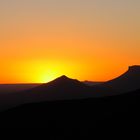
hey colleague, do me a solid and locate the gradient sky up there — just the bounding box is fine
[0,0,140,83]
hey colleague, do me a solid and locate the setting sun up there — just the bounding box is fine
[39,71,61,83]
[0,0,139,83]
[0,0,140,129]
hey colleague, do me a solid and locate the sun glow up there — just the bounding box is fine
[0,0,139,83]
[39,71,61,83]
[18,60,75,83]
[21,61,64,83]
[0,58,131,84]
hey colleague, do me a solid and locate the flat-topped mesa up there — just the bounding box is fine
[128,65,140,72]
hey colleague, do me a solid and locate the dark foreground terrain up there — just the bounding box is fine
[0,66,140,130]
[0,89,140,129]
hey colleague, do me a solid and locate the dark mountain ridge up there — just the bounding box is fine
[0,75,113,111]
[22,75,114,101]
[0,66,140,128]
[101,65,140,93]
[0,65,140,112]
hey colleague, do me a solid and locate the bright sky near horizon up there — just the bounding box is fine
[0,0,140,83]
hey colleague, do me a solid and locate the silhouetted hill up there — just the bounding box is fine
[20,75,109,102]
[21,75,114,101]
[101,65,140,93]
[0,75,114,111]
[36,75,87,91]
[1,65,140,112]
[1,88,140,128]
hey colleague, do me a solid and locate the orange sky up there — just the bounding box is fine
[0,0,140,83]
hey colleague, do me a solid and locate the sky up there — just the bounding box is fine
[0,0,140,83]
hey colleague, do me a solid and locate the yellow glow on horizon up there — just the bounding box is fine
[0,0,139,83]
[37,69,62,83]
[0,57,131,84]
